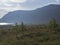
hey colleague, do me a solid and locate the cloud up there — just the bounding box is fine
[0,0,29,18]
[0,0,59,19]
[10,0,27,3]
[21,0,56,9]
[55,0,60,4]
[0,9,8,18]
[0,0,28,11]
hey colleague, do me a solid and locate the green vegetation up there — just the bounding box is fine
[0,18,60,45]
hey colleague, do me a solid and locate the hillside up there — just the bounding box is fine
[0,4,60,24]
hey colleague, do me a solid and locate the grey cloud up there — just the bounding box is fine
[20,0,56,9]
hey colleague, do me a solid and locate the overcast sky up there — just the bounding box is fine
[0,0,60,18]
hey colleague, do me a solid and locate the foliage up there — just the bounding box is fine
[0,18,60,45]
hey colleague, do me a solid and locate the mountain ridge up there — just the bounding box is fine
[0,4,60,24]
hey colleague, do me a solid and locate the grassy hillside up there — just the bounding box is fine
[0,18,60,45]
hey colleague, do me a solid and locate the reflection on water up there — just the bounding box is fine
[0,23,13,25]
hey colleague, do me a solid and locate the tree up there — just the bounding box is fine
[21,22,24,31]
[48,18,57,31]
[12,22,18,31]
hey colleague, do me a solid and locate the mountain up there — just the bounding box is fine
[0,4,60,24]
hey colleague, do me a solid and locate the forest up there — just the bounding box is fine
[0,18,60,45]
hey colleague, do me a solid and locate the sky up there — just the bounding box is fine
[0,0,60,19]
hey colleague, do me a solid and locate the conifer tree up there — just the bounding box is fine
[21,22,24,31]
[48,18,57,30]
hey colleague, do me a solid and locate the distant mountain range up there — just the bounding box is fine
[0,4,60,24]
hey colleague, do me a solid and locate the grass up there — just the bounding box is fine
[0,18,60,45]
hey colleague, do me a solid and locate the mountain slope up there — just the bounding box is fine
[0,4,60,24]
